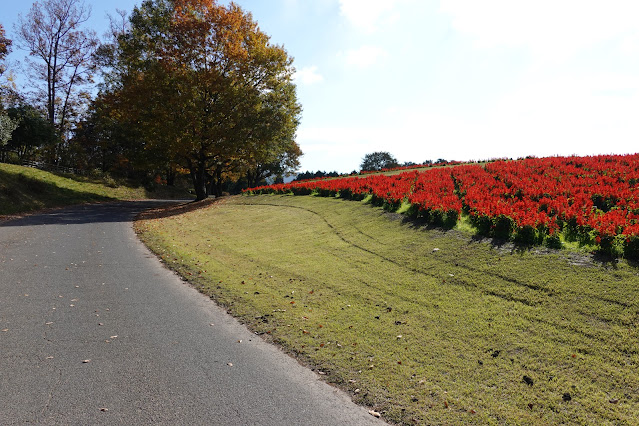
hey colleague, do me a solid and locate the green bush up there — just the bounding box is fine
[623,236,639,259]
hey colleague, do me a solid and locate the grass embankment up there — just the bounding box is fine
[135,194,639,425]
[0,163,190,216]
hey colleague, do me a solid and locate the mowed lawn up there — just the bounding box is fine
[135,194,639,425]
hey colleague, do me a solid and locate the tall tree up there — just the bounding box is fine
[100,0,301,200]
[14,0,98,145]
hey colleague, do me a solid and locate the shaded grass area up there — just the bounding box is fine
[0,163,191,216]
[134,194,639,425]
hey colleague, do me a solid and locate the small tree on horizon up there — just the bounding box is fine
[360,151,399,172]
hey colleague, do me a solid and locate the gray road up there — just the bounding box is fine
[0,201,383,425]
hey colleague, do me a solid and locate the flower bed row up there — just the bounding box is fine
[245,154,639,257]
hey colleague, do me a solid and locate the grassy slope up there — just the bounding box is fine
[0,163,190,216]
[135,194,639,425]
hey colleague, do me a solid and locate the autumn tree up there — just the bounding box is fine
[15,0,98,149]
[71,95,159,177]
[0,23,11,79]
[360,151,399,171]
[99,0,302,200]
[0,22,14,105]
[0,23,19,159]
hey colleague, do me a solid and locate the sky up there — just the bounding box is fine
[2,0,639,173]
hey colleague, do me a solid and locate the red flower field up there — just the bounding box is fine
[246,154,639,257]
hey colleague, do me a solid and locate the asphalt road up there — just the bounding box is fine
[0,201,383,425]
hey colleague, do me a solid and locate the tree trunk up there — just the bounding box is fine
[166,167,176,186]
[188,159,208,201]
[210,165,224,197]
[246,170,257,189]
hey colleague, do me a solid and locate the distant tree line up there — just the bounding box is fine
[293,170,341,181]
[0,0,302,199]
[359,152,442,172]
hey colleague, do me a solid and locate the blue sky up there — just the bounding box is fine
[3,0,639,173]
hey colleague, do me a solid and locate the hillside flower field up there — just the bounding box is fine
[247,154,639,257]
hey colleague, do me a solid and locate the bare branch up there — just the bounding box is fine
[13,0,97,145]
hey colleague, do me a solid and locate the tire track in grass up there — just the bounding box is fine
[238,199,636,350]
[240,202,549,306]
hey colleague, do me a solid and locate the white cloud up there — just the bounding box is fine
[342,45,388,68]
[294,65,324,85]
[439,0,639,61]
[338,0,402,32]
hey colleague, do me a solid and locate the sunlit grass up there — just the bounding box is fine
[0,163,190,215]
[135,194,639,425]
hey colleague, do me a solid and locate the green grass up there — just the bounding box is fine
[135,194,639,425]
[0,163,191,216]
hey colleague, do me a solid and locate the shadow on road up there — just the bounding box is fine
[0,200,190,227]
[135,197,225,221]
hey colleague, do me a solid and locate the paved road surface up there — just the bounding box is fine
[0,201,383,425]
